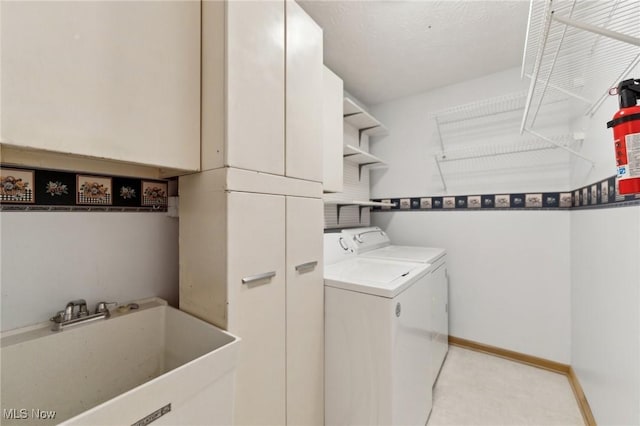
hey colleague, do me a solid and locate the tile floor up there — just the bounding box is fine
[427,346,584,426]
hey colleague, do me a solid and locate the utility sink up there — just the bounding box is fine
[0,297,240,426]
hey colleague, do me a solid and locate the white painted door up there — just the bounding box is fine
[286,196,324,425]
[1,1,200,171]
[227,191,286,426]
[285,0,324,182]
[322,66,344,192]
[226,0,285,175]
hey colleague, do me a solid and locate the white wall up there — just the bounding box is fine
[374,210,571,363]
[368,66,573,363]
[571,208,640,425]
[569,61,640,426]
[0,212,179,331]
[367,59,640,423]
[369,66,572,198]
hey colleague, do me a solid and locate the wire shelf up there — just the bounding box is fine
[432,90,569,151]
[436,134,577,163]
[432,92,529,125]
[521,0,640,131]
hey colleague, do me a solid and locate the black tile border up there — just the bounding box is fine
[0,164,169,212]
[372,175,640,212]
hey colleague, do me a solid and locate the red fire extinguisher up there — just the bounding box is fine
[607,78,640,195]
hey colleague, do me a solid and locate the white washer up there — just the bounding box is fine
[341,227,449,386]
[324,233,433,426]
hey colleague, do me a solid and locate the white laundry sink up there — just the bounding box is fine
[0,297,240,426]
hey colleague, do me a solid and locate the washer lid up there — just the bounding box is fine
[324,257,429,298]
[360,245,446,264]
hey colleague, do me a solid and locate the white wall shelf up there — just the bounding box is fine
[324,96,389,228]
[343,144,387,180]
[324,200,396,224]
[521,0,640,132]
[343,98,388,145]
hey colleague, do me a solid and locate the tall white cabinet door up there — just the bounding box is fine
[322,66,344,192]
[226,0,285,175]
[285,0,324,182]
[1,1,200,171]
[286,196,324,425]
[227,191,286,426]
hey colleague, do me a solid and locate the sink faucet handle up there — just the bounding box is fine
[63,299,87,321]
[95,301,117,315]
[78,301,90,317]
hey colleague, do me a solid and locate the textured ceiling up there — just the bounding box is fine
[299,0,530,105]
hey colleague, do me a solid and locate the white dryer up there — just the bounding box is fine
[324,233,433,426]
[341,227,449,386]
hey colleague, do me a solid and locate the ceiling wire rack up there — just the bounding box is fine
[521,0,640,136]
[434,133,582,192]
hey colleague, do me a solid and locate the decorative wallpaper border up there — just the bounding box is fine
[372,175,640,212]
[0,165,169,212]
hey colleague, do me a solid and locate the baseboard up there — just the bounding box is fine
[568,366,597,426]
[448,335,596,426]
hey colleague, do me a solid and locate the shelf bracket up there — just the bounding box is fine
[552,13,640,47]
[336,203,358,224]
[358,162,378,180]
[358,126,381,146]
[358,206,371,223]
[336,204,345,224]
[525,128,595,166]
[434,154,447,193]
[434,117,445,153]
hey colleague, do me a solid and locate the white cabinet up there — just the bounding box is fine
[179,169,323,426]
[0,1,200,172]
[286,196,324,425]
[202,0,324,183]
[225,0,286,175]
[228,192,287,426]
[286,0,324,182]
[322,67,344,192]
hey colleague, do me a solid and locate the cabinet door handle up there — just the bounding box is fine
[295,261,318,272]
[242,271,276,284]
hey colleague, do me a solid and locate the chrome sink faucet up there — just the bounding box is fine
[62,299,90,321]
[51,299,116,331]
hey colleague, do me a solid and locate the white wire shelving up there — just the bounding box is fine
[429,0,639,192]
[521,0,640,132]
[433,134,582,192]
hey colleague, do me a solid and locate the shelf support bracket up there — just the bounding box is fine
[552,13,640,47]
[434,117,445,152]
[524,128,595,166]
[336,204,345,224]
[434,155,447,193]
[359,126,381,146]
[358,206,370,223]
[358,162,378,180]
